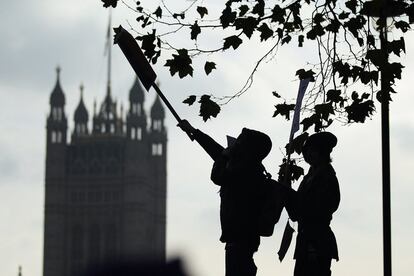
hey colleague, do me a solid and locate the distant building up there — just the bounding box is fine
[43,67,167,276]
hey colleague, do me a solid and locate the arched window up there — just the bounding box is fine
[132,103,141,116]
[153,120,163,131]
[152,143,163,156]
[110,124,115,133]
[137,127,142,140]
[101,124,106,133]
[131,127,136,139]
[51,131,56,143]
[57,108,62,121]
[56,131,62,143]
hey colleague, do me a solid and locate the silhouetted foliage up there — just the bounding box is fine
[103,0,413,182]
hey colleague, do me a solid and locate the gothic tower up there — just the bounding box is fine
[43,69,167,276]
[44,67,68,276]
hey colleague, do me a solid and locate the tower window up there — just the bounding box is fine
[51,131,62,143]
[132,103,141,116]
[56,131,62,143]
[130,127,142,140]
[101,124,106,133]
[51,131,55,143]
[110,124,115,133]
[52,107,63,121]
[137,127,142,140]
[153,120,162,131]
[152,143,163,156]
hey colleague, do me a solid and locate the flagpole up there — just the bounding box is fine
[278,78,310,262]
[107,9,112,93]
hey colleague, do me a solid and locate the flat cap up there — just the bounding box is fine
[238,128,272,160]
[303,132,337,152]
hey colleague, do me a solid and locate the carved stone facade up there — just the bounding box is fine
[43,69,167,276]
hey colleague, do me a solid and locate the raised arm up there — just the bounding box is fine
[178,120,224,161]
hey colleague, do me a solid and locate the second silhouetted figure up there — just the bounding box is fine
[178,120,272,276]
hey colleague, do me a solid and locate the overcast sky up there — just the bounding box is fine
[1,1,414,276]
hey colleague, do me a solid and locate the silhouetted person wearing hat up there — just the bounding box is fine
[285,132,340,276]
[178,120,272,276]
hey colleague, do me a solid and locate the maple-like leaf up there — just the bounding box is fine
[285,132,309,155]
[272,103,295,120]
[234,17,258,38]
[239,5,249,17]
[223,35,243,50]
[153,6,162,18]
[199,95,221,121]
[252,0,265,17]
[204,61,216,75]
[101,0,118,8]
[190,21,201,40]
[271,5,286,24]
[314,103,334,121]
[220,6,237,28]
[258,23,274,41]
[183,95,197,106]
[197,6,208,18]
[345,92,375,123]
[164,49,194,78]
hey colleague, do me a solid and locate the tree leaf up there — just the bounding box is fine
[190,21,201,40]
[295,69,315,81]
[315,103,334,121]
[234,17,258,38]
[345,0,358,13]
[173,13,185,19]
[326,89,345,105]
[345,94,375,123]
[223,35,243,50]
[220,6,237,28]
[183,95,197,106]
[285,132,309,155]
[153,6,162,18]
[101,0,118,8]
[388,37,405,57]
[301,114,319,132]
[395,20,410,33]
[298,35,304,47]
[252,0,265,17]
[137,30,158,62]
[258,23,274,41]
[271,5,286,24]
[199,95,221,121]
[197,6,208,18]
[278,159,304,183]
[164,49,194,78]
[204,61,216,75]
[272,91,281,98]
[239,5,249,17]
[272,103,295,120]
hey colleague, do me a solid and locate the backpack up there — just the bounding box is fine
[258,174,286,237]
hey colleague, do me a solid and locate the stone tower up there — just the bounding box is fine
[43,69,167,276]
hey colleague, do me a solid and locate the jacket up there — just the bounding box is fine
[285,163,340,260]
[192,129,265,246]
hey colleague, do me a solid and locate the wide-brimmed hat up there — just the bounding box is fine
[237,128,272,160]
[303,132,337,153]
